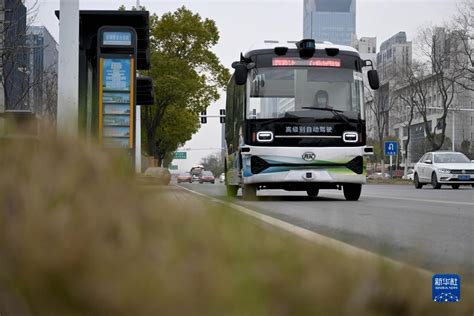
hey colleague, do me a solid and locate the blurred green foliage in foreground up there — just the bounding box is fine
[0,137,472,315]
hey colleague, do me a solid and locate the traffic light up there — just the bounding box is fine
[220,109,226,124]
[200,111,207,124]
[136,77,154,105]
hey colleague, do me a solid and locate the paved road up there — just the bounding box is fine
[178,182,474,279]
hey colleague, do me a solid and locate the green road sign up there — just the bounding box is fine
[169,165,178,170]
[174,152,187,160]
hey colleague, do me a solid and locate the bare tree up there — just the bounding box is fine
[365,77,401,172]
[450,0,473,90]
[415,24,469,151]
[200,152,224,177]
[393,62,427,175]
[42,65,58,123]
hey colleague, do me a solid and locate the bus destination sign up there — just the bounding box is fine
[103,31,132,46]
[272,58,341,68]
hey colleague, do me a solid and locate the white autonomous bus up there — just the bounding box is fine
[225,39,379,201]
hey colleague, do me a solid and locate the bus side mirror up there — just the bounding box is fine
[368,70,380,90]
[232,62,248,86]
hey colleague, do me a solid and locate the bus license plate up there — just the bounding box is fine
[458,175,470,181]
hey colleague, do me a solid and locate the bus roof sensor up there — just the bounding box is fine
[274,47,288,56]
[325,48,340,56]
[296,39,315,59]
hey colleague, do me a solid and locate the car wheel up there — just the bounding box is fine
[414,173,423,189]
[343,184,362,201]
[242,184,257,201]
[226,185,239,197]
[431,172,441,189]
[452,184,460,189]
[306,188,319,198]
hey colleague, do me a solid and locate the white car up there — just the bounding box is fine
[413,151,474,189]
[219,173,225,183]
[402,169,414,180]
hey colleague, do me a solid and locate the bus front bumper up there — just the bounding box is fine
[241,146,369,185]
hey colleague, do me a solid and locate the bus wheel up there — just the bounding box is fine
[242,184,257,201]
[226,185,239,197]
[306,188,319,198]
[343,184,362,201]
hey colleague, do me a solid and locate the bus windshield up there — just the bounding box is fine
[247,67,364,119]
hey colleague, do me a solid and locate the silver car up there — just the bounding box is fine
[402,169,414,180]
[413,151,474,189]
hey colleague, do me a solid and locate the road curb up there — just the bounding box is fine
[175,184,434,278]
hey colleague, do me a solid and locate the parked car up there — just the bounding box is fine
[367,172,391,179]
[219,173,225,183]
[413,151,474,189]
[177,172,192,183]
[402,169,414,180]
[199,171,215,184]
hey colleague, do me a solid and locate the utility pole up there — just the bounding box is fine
[57,0,79,137]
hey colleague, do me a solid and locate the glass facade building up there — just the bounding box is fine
[303,0,356,46]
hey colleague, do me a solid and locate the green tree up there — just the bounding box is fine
[143,7,230,164]
[144,105,199,167]
[118,4,146,11]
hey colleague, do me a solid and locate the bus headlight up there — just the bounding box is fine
[343,132,358,143]
[257,131,274,142]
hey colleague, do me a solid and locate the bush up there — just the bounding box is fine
[0,136,472,315]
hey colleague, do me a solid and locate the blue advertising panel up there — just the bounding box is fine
[102,59,131,91]
[100,58,134,149]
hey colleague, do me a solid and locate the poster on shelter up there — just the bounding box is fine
[103,115,130,126]
[103,127,130,138]
[103,92,130,104]
[103,104,130,115]
[103,138,130,149]
[102,59,131,91]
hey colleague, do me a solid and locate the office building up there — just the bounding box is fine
[376,32,412,83]
[1,0,28,111]
[27,26,58,120]
[303,0,356,46]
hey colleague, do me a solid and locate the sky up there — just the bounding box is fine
[29,0,460,171]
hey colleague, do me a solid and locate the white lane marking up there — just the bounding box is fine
[320,191,474,206]
[176,184,433,277]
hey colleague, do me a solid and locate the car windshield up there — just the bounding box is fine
[247,67,364,119]
[434,153,470,163]
[202,171,213,176]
